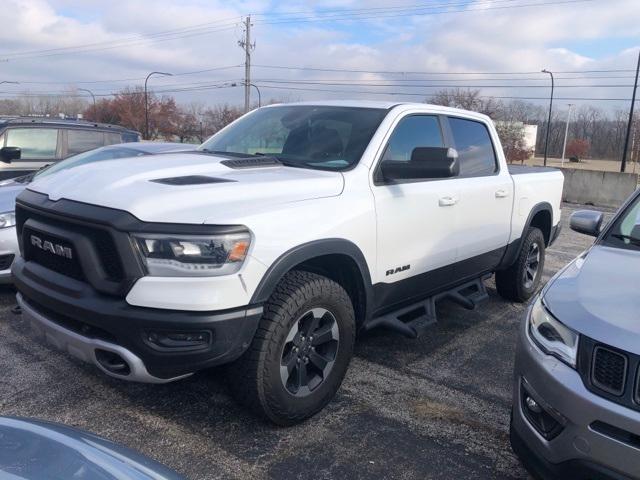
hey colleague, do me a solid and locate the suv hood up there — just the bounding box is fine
[543,245,640,355]
[26,152,344,223]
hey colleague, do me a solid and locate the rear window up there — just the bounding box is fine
[67,130,104,156]
[448,117,497,177]
[121,131,140,143]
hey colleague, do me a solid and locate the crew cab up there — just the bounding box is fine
[12,101,563,425]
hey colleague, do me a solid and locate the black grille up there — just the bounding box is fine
[0,253,14,270]
[23,226,85,281]
[16,205,124,282]
[578,337,640,412]
[592,346,627,396]
[86,228,123,281]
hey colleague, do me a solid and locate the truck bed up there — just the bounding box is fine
[508,165,558,175]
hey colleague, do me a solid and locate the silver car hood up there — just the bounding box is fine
[543,245,640,355]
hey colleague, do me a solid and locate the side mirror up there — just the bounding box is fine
[381,147,459,182]
[0,146,21,163]
[570,210,604,237]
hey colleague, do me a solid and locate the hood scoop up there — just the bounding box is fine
[221,157,282,169]
[150,175,236,186]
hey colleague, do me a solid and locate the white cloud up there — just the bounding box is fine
[0,0,638,109]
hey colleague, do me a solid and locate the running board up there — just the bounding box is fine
[363,275,490,339]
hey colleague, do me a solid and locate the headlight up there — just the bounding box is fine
[528,295,579,368]
[0,211,16,229]
[132,233,251,277]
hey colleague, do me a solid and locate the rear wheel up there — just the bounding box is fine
[227,270,355,425]
[496,227,546,302]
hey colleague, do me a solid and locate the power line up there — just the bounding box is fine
[253,79,636,88]
[11,65,243,85]
[255,0,594,26]
[0,17,242,60]
[252,64,635,75]
[0,0,593,61]
[254,84,634,101]
[252,0,525,17]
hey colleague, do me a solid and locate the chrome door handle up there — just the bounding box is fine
[495,189,510,198]
[438,196,458,207]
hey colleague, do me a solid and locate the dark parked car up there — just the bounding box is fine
[0,117,140,180]
[0,416,185,479]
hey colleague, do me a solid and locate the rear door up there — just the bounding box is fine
[444,116,513,278]
[371,113,462,310]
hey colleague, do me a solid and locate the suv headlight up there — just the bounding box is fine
[132,233,251,277]
[528,295,579,368]
[0,211,16,229]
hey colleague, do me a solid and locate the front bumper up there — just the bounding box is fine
[0,226,18,283]
[13,256,263,381]
[511,306,640,479]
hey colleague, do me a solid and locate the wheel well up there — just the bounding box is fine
[292,254,367,327]
[530,209,552,245]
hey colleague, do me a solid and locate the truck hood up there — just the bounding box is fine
[543,245,640,355]
[26,152,344,223]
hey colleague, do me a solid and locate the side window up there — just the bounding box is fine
[448,117,497,177]
[5,128,58,160]
[67,130,105,156]
[105,132,122,146]
[382,115,443,162]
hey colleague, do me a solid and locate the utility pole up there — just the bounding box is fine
[542,69,554,167]
[238,16,254,113]
[621,49,640,173]
[561,103,574,166]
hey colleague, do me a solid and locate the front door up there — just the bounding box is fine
[371,114,461,312]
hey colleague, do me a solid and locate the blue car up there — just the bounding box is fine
[0,416,185,479]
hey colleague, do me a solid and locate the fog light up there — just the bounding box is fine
[525,396,542,414]
[521,382,564,440]
[145,330,211,350]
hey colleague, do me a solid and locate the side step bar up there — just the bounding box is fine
[363,275,491,339]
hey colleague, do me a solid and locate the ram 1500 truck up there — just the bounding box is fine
[12,101,563,425]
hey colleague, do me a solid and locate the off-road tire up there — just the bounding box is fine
[227,270,355,425]
[496,227,546,302]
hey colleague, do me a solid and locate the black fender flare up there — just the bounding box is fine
[498,202,553,270]
[250,238,374,320]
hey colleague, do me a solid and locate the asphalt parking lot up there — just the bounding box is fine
[0,202,616,480]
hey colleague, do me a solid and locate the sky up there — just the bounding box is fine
[0,0,638,112]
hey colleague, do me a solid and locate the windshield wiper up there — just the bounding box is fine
[610,233,640,246]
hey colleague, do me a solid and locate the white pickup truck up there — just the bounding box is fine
[13,101,563,425]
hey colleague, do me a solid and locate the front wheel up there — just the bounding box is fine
[496,227,546,302]
[227,271,355,425]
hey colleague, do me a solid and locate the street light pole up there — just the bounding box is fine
[542,69,554,167]
[144,71,172,140]
[561,103,574,166]
[77,88,96,121]
[621,50,640,173]
[249,83,261,107]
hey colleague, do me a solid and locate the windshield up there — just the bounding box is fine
[602,193,640,251]
[198,105,387,171]
[34,146,147,180]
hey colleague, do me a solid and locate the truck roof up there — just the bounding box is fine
[0,116,139,133]
[264,100,491,120]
